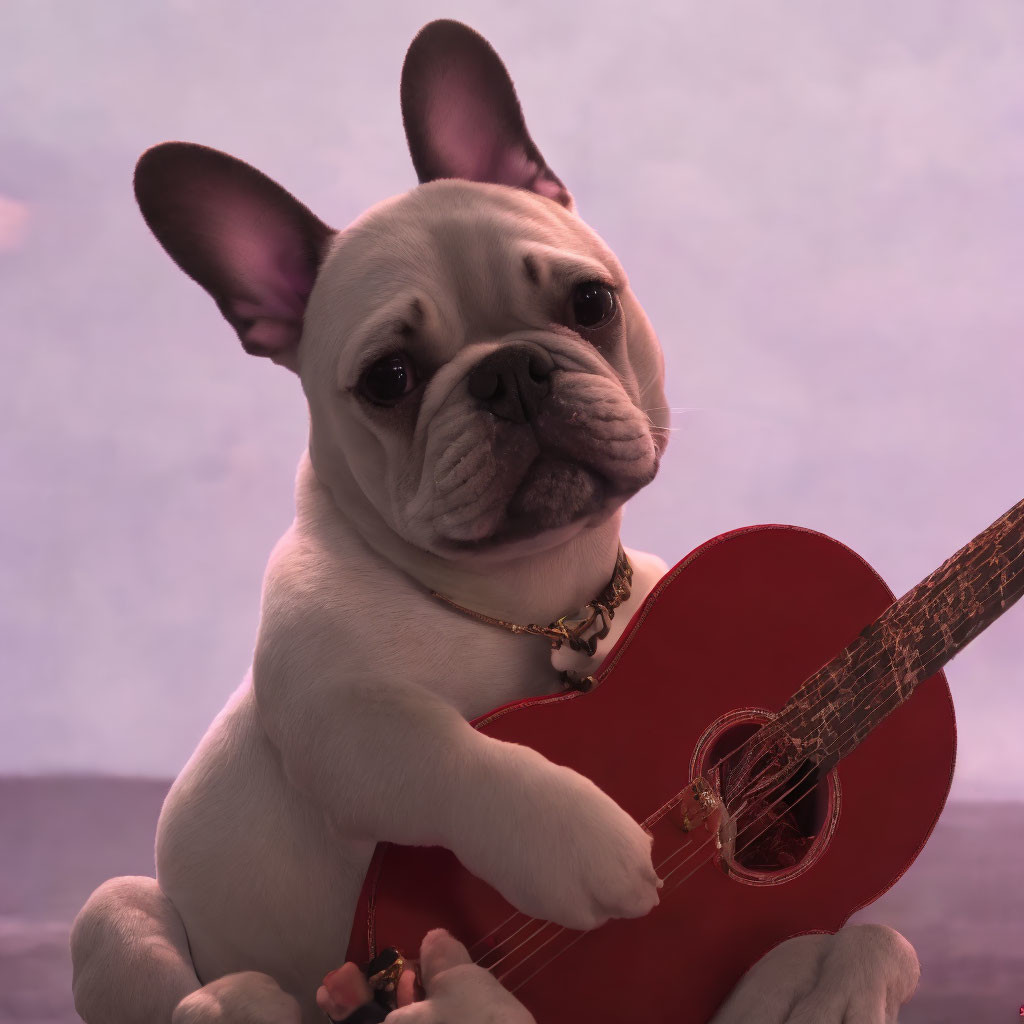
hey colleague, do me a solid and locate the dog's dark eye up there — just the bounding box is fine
[359,354,416,404]
[571,281,617,330]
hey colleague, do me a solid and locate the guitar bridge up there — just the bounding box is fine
[672,777,735,871]
[673,778,720,832]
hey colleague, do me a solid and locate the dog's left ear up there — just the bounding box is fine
[133,141,335,373]
[401,19,575,213]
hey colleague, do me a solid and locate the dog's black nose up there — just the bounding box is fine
[467,344,554,424]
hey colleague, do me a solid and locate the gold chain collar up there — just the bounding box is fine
[429,543,634,659]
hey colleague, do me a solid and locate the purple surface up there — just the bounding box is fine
[1,777,1021,1023]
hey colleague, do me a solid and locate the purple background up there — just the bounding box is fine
[1,2,1022,1021]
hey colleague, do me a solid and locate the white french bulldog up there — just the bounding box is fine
[70,19,919,1024]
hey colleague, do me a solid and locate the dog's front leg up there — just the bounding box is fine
[252,574,661,933]
[71,875,301,1024]
[253,595,496,853]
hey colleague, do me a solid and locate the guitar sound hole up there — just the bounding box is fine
[698,718,839,882]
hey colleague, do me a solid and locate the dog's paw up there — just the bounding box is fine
[318,931,536,1023]
[709,924,919,1024]
[460,745,661,931]
[786,925,919,1024]
[389,929,537,1023]
[171,972,302,1024]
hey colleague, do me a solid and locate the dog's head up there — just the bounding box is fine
[134,20,669,562]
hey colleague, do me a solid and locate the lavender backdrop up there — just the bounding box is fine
[1,1,1023,1021]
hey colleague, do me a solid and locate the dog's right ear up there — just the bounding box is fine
[133,142,335,373]
[401,20,575,213]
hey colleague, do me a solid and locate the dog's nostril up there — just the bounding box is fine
[468,369,500,400]
[467,344,553,423]
[528,354,552,381]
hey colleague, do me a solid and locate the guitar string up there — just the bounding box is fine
[468,512,1011,958]
[488,670,911,983]
[501,564,1014,990]
[510,656,961,994]
[502,618,978,995]
[466,514,1020,959]
[475,530,1024,980]
[481,675,907,982]
[491,593,976,984]
[707,513,1023,808]
[465,526,1023,975]
[471,526,1024,972]
[501,753,831,991]
[628,516,1022,892]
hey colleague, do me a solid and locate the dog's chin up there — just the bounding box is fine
[505,454,605,524]
[438,455,635,556]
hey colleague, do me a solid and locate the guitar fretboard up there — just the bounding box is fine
[782,496,1024,772]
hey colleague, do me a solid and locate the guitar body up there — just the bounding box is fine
[347,524,957,1023]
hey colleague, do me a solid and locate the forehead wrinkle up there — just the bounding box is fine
[321,224,444,387]
[350,295,424,351]
[334,295,423,389]
[518,244,621,292]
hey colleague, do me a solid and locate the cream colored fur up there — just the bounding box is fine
[70,19,920,1024]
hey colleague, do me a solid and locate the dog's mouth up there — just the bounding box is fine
[507,454,605,520]
[488,452,631,544]
[434,451,628,553]
[427,392,661,552]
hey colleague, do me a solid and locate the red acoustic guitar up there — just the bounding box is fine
[346,499,1024,1022]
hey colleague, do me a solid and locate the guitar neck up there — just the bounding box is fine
[779,497,1024,773]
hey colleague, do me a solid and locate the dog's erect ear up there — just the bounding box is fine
[133,142,335,372]
[401,20,575,212]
